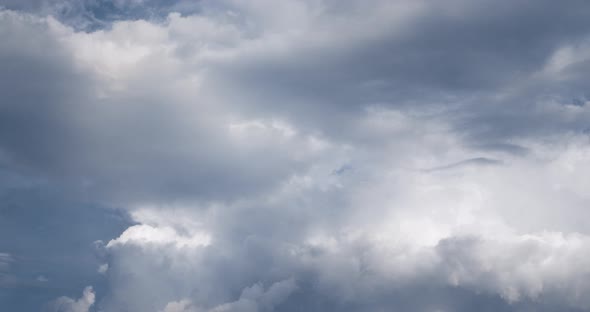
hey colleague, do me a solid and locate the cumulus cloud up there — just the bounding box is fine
[51,286,95,312]
[94,135,590,311]
[159,278,297,312]
[160,299,197,312]
[207,278,297,312]
[2,1,590,311]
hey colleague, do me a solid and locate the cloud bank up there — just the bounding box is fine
[2,1,590,311]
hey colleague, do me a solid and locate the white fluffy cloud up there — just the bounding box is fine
[160,279,297,312]
[51,286,95,312]
[96,128,590,310]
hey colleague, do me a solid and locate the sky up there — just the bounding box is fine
[1,0,590,311]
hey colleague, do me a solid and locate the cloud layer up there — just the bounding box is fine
[2,1,590,311]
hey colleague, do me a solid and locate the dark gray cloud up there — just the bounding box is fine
[0,9,311,204]
[203,0,590,147]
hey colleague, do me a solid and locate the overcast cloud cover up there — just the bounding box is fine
[2,0,590,311]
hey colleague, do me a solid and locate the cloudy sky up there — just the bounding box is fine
[2,0,590,311]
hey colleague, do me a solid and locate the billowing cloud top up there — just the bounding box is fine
[2,1,590,311]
